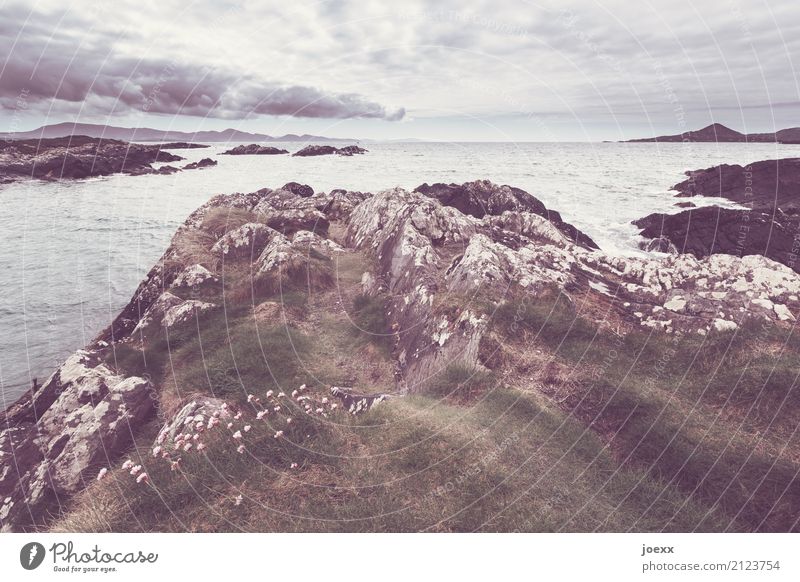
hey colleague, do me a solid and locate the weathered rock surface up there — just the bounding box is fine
[0,351,154,531]
[157,142,210,149]
[415,180,599,250]
[292,144,368,157]
[634,158,800,273]
[0,136,183,182]
[4,176,800,531]
[221,144,288,155]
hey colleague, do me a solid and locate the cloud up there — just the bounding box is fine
[0,4,404,121]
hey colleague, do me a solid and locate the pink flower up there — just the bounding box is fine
[247,394,255,403]
[273,406,281,412]
[136,472,149,484]
[291,390,299,398]
[274,430,284,439]
[152,446,162,458]
[243,425,251,433]
[321,397,329,404]
[290,462,298,469]
[97,468,108,481]
[130,465,142,476]
[232,430,243,440]
[122,460,134,470]
[234,411,242,420]
[286,418,293,425]
[278,392,286,398]
[256,411,267,420]
[237,444,245,454]
[192,434,200,441]
[183,442,193,452]
[170,460,181,472]
[213,411,221,418]
[266,390,274,397]
[234,494,243,506]
[330,403,338,410]
[197,443,206,451]
[298,384,307,391]
[195,422,204,431]
[156,433,166,444]
[315,408,323,414]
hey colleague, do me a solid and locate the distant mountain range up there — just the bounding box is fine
[626,123,800,144]
[3,122,359,143]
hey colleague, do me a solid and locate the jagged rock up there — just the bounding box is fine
[158,142,210,149]
[132,292,215,334]
[336,145,368,156]
[0,136,183,182]
[281,182,314,197]
[182,157,217,170]
[634,207,799,272]
[211,222,277,259]
[172,264,219,289]
[220,144,288,155]
[314,189,372,221]
[415,180,598,250]
[155,397,231,445]
[0,351,154,531]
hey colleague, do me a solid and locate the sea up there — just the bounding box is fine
[2,140,798,407]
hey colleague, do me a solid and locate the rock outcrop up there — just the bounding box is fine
[221,144,289,155]
[292,144,367,157]
[0,136,183,182]
[182,157,217,170]
[3,177,799,531]
[0,351,154,531]
[634,158,800,273]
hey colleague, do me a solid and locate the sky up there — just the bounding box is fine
[1,0,798,141]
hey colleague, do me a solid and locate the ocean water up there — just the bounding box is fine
[1,140,798,406]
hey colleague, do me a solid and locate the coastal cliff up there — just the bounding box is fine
[3,179,799,532]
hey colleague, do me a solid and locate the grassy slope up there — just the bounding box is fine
[52,220,800,533]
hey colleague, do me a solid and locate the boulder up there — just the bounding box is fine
[182,157,217,170]
[220,144,288,155]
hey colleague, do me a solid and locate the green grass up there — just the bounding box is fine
[351,293,393,353]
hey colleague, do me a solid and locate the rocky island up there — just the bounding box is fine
[634,158,800,272]
[2,179,799,533]
[292,144,368,156]
[220,144,289,155]
[0,136,184,182]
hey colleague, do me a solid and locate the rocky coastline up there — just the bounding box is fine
[2,177,799,532]
[634,158,800,273]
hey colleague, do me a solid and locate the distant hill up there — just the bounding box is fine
[4,122,357,143]
[626,123,800,144]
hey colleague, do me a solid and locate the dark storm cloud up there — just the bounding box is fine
[0,5,404,121]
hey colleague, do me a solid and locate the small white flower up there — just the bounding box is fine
[321,397,329,404]
[156,433,166,444]
[213,411,221,418]
[274,430,284,439]
[152,446,162,458]
[315,408,323,414]
[183,442,193,452]
[130,465,142,476]
[290,462,298,469]
[234,494,243,506]
[234,411,242,420]
[266,390,274,397]
[227,422,234,429]
[195,422,204,431]
[298,384,307,391]
[247,394,255,402]
[256,410,267,420]
[170,460,181,472]
[136,472,149,484]
[286,418,292,425]
[122,460,134,470]
[278,392,286,398]
[273,406,281,412]
[197,442,206,451]
[330,403,338,410]
[96,468,108,481]
[291,390,299,398]
[232,430,243,440]
[237,444,245,454]
[243,425,251,433]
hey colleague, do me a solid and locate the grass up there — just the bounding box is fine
[201,207,261,238]
[351,293,393,353]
